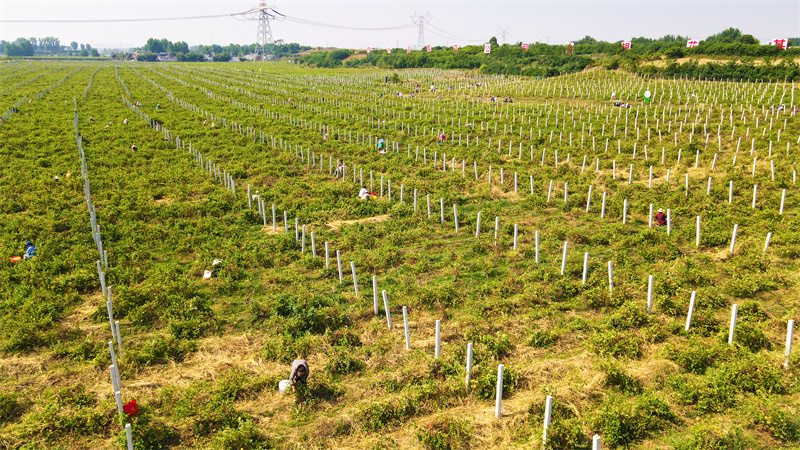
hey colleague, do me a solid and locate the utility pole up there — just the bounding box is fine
[411,12,431,50]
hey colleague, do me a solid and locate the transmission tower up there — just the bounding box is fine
[497,27,511,45]
[411,12,431,50]
[256,2,277,60]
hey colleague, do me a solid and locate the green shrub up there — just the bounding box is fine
[593,394,680,448]
[753,404,800,443]
[116,412,176,450]
[0,393,24,422]
[211,417,273,450]
[473,366,518,400]
[415,417,472,450]
[528,329,558,348]
[673,423,753,450]
[325,347,365,375]
[732,323,772,352]
[127,335,197,366]
[589,330,643,359]
[599,361,643,394]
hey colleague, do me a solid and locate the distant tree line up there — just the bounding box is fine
[297,28,800,80]
[136,38,310,61]
[1,37,98,57]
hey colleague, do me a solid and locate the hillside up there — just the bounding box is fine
[1,61,799,449]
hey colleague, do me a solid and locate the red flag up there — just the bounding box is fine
[686,40,699,48]
[366,47,371,53]
[484,44,491,54]
[522,43,529,50]
[622,42,632,50]
[407,46,411,53]
[387,47,391,53]
[123,399,139,417]
[567,42,574,54]
[773,38,788,49]
[453,44,458,51]
[426,45,431,52]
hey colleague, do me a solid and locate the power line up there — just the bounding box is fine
[426,23,485,43]
[281,15,416,31]
[0,11,250,23]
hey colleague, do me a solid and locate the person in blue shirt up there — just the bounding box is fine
[23,241,37,260]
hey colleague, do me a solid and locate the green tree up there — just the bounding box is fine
[5,38,34,56]
[489,36,499,48]
[212,52,231,62]
[70,41,78,51]
[90,48,99,57]
[706,28,743,44]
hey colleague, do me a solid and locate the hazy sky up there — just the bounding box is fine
[1,0,799,50]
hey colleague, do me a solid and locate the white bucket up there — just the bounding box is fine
[278,379,291,395]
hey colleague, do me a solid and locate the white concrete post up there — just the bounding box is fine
[435,320,441,358]
[582,252,589,284]
[592,434,601,450]
[476,212,482,237]
[513,224,519,250]
[535,231,540,263]
[622,199,628,224]
[403,306,410,350]
[372,275,379,315]
[696,216,701,247]
[465,342,474,388]
[785,320,794,369]
[685,291,696,331]
[601,192,606,218]
[383,290,392,329]
[586,185,593,212]
[730,224,739,253]
[607,261,614,293]
[728,304,738,345]
[543,395,553,448]
[115,321,123,356]
[560,241,568,275]
[495,364,504,419]
[350,261,358,295]
[325,242,330,269]
[666,209,672,235]
[780,189,786,214]
[494,216,500,246]
[453,205,459,232]
[125,423,133,450]
[337,250,343,283]
[764,232,772,253]
[647,275,654,314]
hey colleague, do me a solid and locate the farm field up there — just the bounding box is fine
[1,60,800,449]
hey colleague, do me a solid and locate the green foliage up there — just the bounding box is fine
[528,329,558,348]
[589,330,644,359]
[593,394,680,448]
[753,403,800,444]
[211,417,273,450]
[127,335,197,366]
[473,367,518,400]
[116,411,176,450]
[599,361,643,394]
[673,424,753,450]
[325,346,365,375]
[136,52,158,62]
[415,417,472,450]
[0,393,24,423]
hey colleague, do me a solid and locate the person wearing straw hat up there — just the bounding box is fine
[289,359,309,392]
[655,208,667,226]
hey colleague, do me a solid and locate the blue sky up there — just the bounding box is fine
[1,0,799,50]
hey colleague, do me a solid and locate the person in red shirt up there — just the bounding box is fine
[655,208,667,226]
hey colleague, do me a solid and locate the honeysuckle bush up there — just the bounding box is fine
[1,60,800,449]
